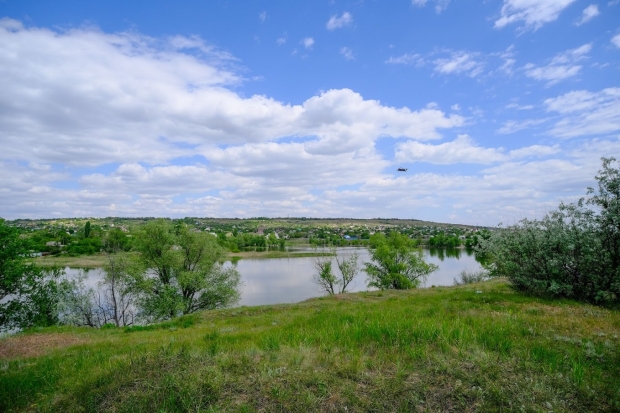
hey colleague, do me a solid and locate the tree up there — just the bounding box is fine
[59,255,137,328]
[313,256,337,295]
[84,221,91,238]
[364,232,438,290]
[479,157,620,304]
[335,252,359,293]
[313,251,361,295]
[104,228,131,252]
[0,219,61,330]
[133,220,241,321]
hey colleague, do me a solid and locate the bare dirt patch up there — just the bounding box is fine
[0,333,89,360]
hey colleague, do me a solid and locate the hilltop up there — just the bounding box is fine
[1,279,619,412]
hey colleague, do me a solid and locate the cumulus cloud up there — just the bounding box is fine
[0,19,476,220]
[495,0,577,31]
[395,135,558,164]
[612,34,620,48]
[326,12,353,30]
[545,87,620,137]
[433,51,484,77]
[575,4,600,25]
[523,43,591,86]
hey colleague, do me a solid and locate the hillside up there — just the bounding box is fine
[1,279,619,412]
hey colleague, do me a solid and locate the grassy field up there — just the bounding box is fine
[1,279,619,412]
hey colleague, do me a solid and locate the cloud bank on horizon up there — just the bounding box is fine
[0,0,619,226]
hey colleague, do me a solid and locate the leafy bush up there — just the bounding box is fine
[480,158,620,305]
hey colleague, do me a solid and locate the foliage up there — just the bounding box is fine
[313,251,360,295]
[58,255,137,327]
[65,237,102,256]
[312,256,337,295]
[132,220,240,322]
[103,228,131,253]
[0,219,63,330]
[84,221,91,238]
[335,252,359,293]
[453,269,489,285]
[428,232,461,248]
[365,232,438,290]
[480,157,620,305]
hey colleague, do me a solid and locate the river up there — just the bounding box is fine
[65,247,483,307]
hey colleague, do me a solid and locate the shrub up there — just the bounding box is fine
[480,158,620,305]
[453,269,489,285]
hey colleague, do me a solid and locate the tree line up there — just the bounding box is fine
[1,220,240,331]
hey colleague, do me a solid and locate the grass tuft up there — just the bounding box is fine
[1,279,619,412]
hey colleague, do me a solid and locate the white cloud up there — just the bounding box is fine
[385,53,424,66]
[612,34,620,48]
[259,11,267,22]
[506,103,535,110]
[575,4,600,25]
[495,0,577,31]
[326,12,353,30]
[396,135,506,164]
[545,88,620,137]
[496,118,547,134]
[433,51,484,77]
[277,37,286,45]
[340,47,354,60]
[302,37,314,49]
[395,134,558,164]
[0,19,472,219]
[523,43,591,86]
[411,0,451,13]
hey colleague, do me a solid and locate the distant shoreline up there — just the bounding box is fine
[32,250,336,268]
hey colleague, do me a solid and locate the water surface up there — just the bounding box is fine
[64,247,483,307]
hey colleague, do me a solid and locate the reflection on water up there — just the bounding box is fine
[65,247,484,308]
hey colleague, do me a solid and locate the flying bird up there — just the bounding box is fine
[397,168,408,172]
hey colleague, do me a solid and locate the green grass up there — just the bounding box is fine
[1,279,619,412]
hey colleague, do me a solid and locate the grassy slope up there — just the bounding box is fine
[1,279,619,412]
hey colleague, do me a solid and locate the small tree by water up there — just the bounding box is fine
[364,232,438,290]
[313,251,360,295]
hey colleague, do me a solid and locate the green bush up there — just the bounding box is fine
[480,158,620,305]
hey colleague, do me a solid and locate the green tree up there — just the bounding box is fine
[480,157,620,304]
[313,256,337,295]
[0,219,61,330]
[84,221,91,238]
[104,228,131,253]
[133,220,241,321]
[365,232,438,290]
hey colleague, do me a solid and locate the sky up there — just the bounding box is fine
[0,0,619,226]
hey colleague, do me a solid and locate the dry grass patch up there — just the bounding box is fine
[0,333,89,359]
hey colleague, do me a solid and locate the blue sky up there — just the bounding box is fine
[0,0,619,225]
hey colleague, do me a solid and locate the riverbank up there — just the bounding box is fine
[2,279,619,412]
[32,249,335,268]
